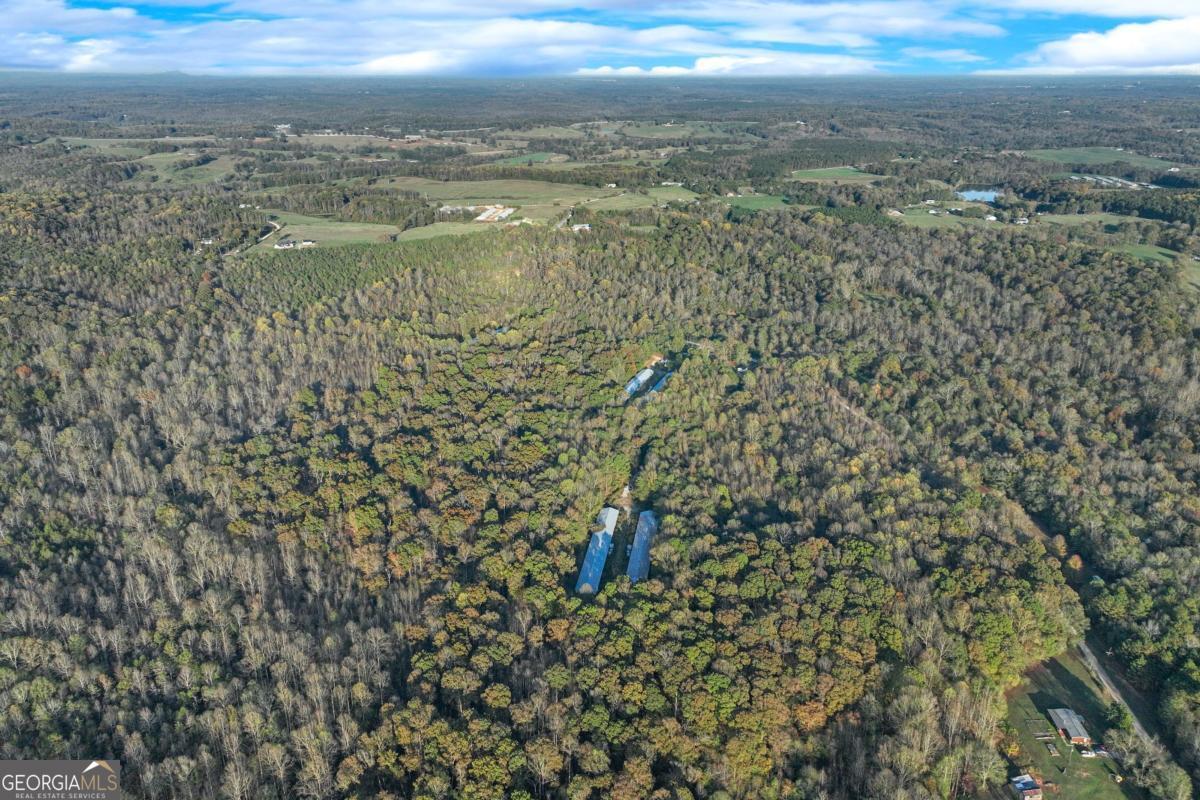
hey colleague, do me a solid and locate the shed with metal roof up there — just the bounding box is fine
[575,507,620,595]
[627,510,657,583]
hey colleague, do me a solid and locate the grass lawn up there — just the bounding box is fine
[379,176,619,220]
[494,125,584,139]
[790,166,884,184]
[251,210,403,249]
[1116,244,1180,263]
[584,186,700,211]
[1026,147,1177,169]
[723,195,790,210]
[1039,213,1135,227]
[1183,260,1200,290]
[898,207,988,229]
[990,650,1143,800]
[59,137,153,157]
[395,221,494,242]
[617,121,735,139]
[132,152,238,185]
[490,152,565,166]
[60,136,216,158]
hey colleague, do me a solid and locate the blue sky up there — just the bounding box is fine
[3,1,1199,75]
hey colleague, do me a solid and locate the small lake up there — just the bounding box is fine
[956,188,1001,202]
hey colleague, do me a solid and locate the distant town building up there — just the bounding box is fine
[575,507,620,595]
[1048,708,1092,745]
[627,510,657,583]
[625,368,656,396]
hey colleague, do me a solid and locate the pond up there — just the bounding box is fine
[956,188,1001,202]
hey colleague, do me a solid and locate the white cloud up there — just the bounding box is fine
[1,0,1197,76]
[999,15,1200,73]
[973,0,1196,17]
[901,46,986,62]
[580,51,881,76]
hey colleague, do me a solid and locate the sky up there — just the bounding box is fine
[2,0,1199,77]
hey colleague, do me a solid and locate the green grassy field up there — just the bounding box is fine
[131,152,238,185]
[60,136,216,158]
[898,207,988,229]
[584,186,700,211]
[990,650,1141,800]
[723,194,789,210]
[494,125,584,139]
[60,137,153,157]
[617,121,735,139]
[1039,213,1135,227]
[790,166,884,184]
[252,210,404,249]
[395,221,493,242]
[379,176,619,220]
[1116,244,1180,263]
[1026,147,1176,169]
[490,152,565,166]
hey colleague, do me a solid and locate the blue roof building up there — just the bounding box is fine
[624,368,656,396]
[575,507,620,595]
[648,372,671,394]
[627,510,657,583]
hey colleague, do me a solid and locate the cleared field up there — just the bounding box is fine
[1027,147,1176,169]
[991,650,1141,800]
[1117,244,1180,263]
[251,210,403,249]
[1184,260,1200,290]
[723,195,789,210]
[490,152,566,166]
[617,122,736,139]
[898,207,987,229]
[395,221,493,242]
[1039,213,1135,227]
[380,176,621,220]
[494,125,584,139]
[584,186,699,211]
[133,152,239,185]
[60,136,216,157]
[790,166,884,184]
[59,137,152,157]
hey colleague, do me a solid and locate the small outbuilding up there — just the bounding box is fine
[575,507,620,595]
[625,368,656,396]
[627,510,657,583]
[1048,708,1092,745]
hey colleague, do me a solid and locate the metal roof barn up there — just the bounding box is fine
[624,368,656,396]
[1048,708,1092,745]
[575,507,620,595]
[627,510,657,583]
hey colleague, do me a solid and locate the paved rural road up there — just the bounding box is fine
[1077,640,1154,744]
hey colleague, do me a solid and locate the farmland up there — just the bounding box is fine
[723,194,789,210]
[789,166,885,184]
[1116,244,1180,263]
[490,152,566,166]
[991,650,1141,800]
[1026,147,1177,169]
[252,210,404,249]
[378,176,619,220]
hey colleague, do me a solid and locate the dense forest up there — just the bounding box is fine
[1,77,1200,800]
